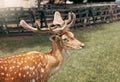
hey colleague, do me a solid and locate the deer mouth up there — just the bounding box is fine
[64,44,85,50]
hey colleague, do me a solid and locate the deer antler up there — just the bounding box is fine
[53,11,76,30]
[20,20,51,33]
[20,11,76,34]
[20,19,66,34]
[65,12,76,28]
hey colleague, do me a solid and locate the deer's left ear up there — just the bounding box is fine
[53,11,64,25]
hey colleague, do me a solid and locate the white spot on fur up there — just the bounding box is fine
[23,65,29,70]
[33,72,35,75]
[0,66,3,69]
[13,61,16,63]
[1,73,5,75]
[41,68,44,73]
[9,67,12,70]
[17,62,21,65]
[20,67,22,70]
[19,73,21,77]
[6,73,9,76]
[29,74,32,77]
[30,66,35,70]
[23,74,26,77]
[11,77,14,80]
[26,71,29,75]
[14,72,17,74]
[17,65,20,68]
[4,67,7,70]
[27,57,31,59]
[12,66,15,69]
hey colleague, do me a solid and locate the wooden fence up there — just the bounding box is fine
[0,3,120,36]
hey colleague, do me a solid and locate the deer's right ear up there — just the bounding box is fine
[49,35,60,42]
[50,35,56,42]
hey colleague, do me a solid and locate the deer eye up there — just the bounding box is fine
[63,38,69,42]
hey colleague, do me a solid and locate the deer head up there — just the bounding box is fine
[20,11,84,49]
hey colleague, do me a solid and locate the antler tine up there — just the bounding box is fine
[20,20,51,33]
[67,12,76,28]
[65,12,72,24]
[50,12,76,32]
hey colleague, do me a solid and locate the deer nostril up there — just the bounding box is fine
[80,45,84,48]
[80,44,85,48]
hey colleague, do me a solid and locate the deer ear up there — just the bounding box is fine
[49,35,60,42]
[50,35,56,42]
[53,11,64,25]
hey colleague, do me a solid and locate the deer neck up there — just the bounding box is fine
[49,41,71,76]
[50,41,64,64]
[50,41,71,62]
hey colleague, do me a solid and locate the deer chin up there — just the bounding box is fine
[64,45,83,50]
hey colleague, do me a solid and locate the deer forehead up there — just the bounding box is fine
[62,31,74,39]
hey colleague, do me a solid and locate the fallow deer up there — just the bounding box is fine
[0,11,84,82]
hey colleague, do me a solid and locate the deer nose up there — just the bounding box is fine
[80,43,85,48]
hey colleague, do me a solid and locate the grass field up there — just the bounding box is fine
[0,21,120,82]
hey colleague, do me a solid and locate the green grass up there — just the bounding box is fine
[0,22,120,82]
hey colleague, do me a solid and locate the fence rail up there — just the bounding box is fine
[0,2,120,36]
